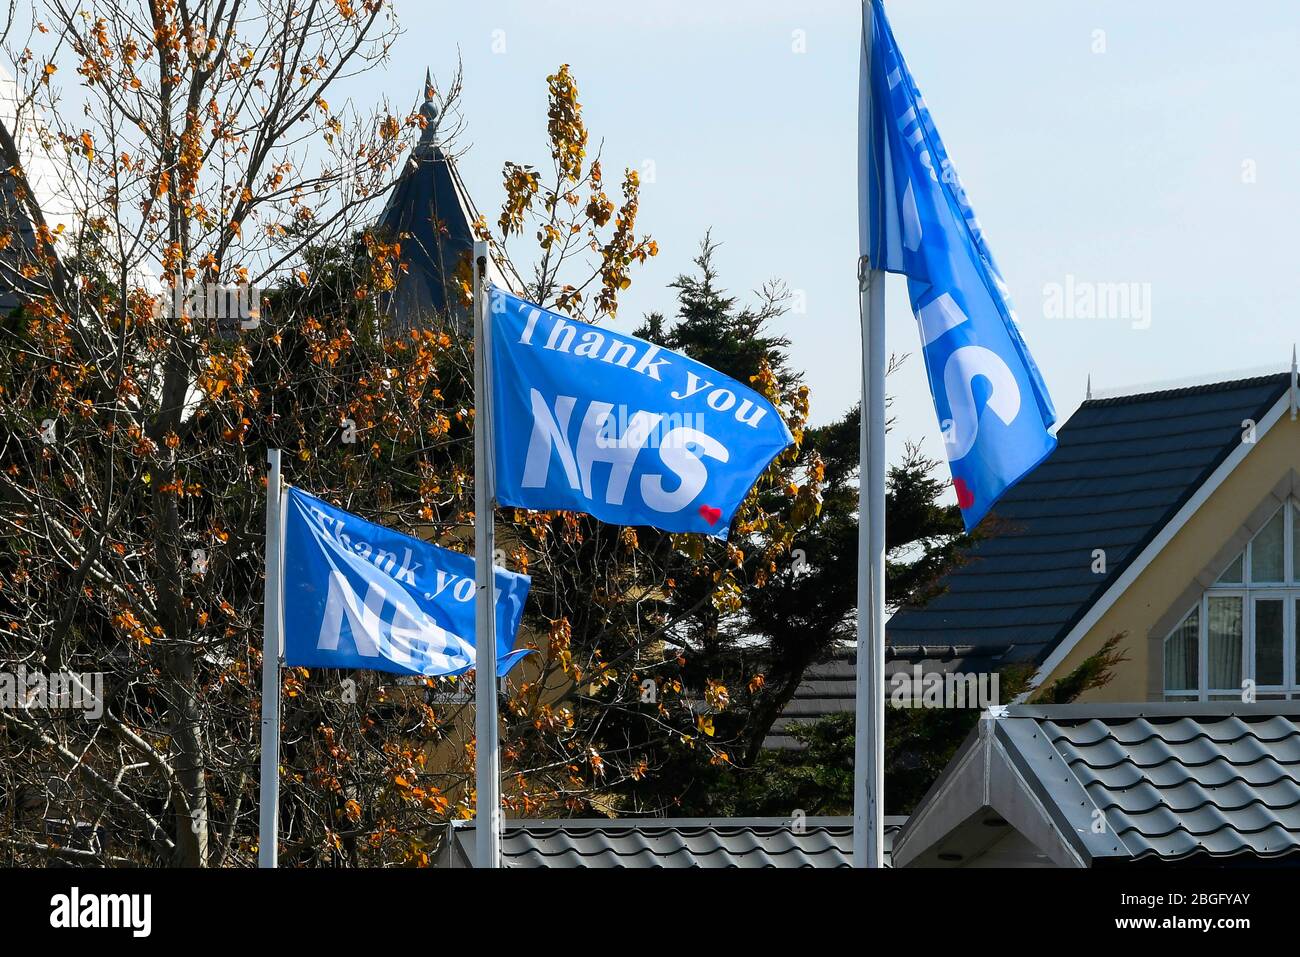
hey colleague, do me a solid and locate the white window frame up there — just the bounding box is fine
[1164,499,1300,701]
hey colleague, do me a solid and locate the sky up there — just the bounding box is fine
[354,0,1300,470]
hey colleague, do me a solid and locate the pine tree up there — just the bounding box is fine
[624,239,981,815]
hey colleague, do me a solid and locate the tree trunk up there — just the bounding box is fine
[154,350,207,866]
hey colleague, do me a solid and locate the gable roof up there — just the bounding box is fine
[887,373,1294,672]
[439,816,907,868]
[893,702,1300,867]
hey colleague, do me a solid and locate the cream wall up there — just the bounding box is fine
[1036,408,1300,702]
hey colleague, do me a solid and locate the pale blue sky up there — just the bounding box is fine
[363,0,1300,466]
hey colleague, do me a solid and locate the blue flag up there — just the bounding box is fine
[281,487,532,677]
[860,0,1056,530]
[489,287,794,538]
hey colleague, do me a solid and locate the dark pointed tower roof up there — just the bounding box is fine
[0,64,80,312]
[374,71,520,331]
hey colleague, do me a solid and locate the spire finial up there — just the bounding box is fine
[417,68,440,150]
[1086,373,1092,401]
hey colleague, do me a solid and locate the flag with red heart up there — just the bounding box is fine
[489,287,795,539]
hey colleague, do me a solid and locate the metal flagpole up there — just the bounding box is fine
[853,264,887,868]
[258,448,285,868]
[853,0,887,870]
[472,240,502,869]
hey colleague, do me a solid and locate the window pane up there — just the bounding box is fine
[1216,554,1244,584]
[1207,596,1243,689]
[1251,509,1285,582]
[1255,598,1284,686]
[1164,608,1199,692]
[1296,598,1300,686]
[1293,502,1299,583]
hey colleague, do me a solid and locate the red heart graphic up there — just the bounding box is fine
[953,478,975,510]
[699,505,722,526]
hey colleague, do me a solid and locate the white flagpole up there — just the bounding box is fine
[258,448,285,868]
[854,0,886,869]
[853,265,887,868]
[472,240,502,868]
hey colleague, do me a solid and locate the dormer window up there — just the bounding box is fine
[1164,499,1300,700]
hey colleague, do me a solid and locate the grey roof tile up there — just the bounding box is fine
[1028,706,1300,861]
[896,703,1300,865]
[445,817,908,868]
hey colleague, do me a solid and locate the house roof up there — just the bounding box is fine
[892,702,1300,867]
[887,373,1294,672]
[763,653,855,750]
[372,76,520,331]
[439,816,908,868]
[765,644,1012,750]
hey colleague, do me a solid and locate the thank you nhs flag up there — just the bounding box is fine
[860,0,1056,530]
[490,287,793,538]
[282,488,532,677]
